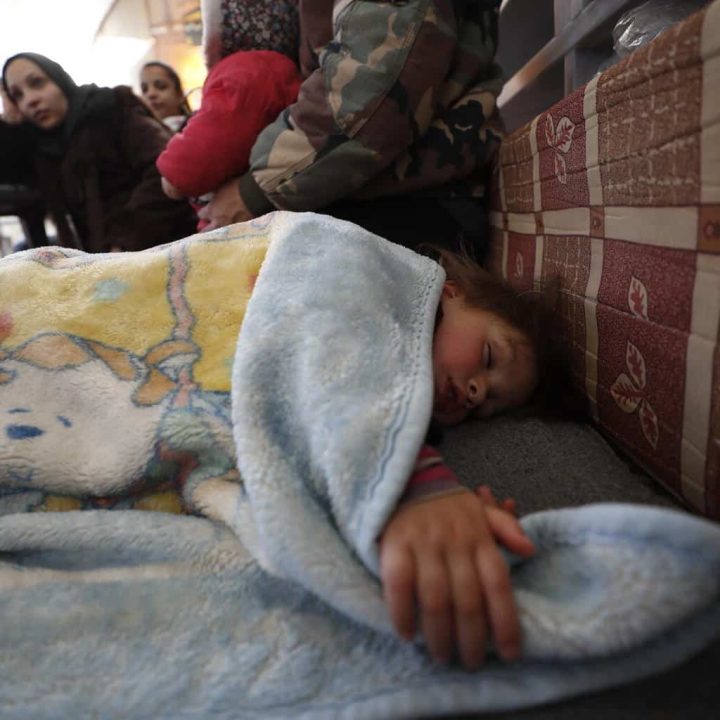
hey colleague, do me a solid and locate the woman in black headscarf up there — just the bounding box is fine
[1,53,197,252]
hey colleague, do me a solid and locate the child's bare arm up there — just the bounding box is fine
[379,489,534,670]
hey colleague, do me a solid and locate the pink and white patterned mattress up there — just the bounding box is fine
[489,1,720,519]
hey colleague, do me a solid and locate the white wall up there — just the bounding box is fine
[0,0,150,87]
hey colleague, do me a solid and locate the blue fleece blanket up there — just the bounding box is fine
[0,212,719,719]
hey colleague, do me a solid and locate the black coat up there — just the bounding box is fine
[1,87,196,252]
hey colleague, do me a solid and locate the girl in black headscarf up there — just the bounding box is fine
[1,52,197,252]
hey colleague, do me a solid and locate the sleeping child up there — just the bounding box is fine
[0,211,576,671]
[381,247,577,671]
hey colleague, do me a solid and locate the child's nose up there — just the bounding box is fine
[467,376,487,406]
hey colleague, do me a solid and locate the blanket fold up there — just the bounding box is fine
[229,212,443,629]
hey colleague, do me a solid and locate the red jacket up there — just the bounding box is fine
[157,50,300,198]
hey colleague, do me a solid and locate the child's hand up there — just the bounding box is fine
[379,489,534,670]
[475,484,517,516]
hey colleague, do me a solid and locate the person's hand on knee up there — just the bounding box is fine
[198,176,253,230]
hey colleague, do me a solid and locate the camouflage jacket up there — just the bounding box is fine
[238,0,504,215]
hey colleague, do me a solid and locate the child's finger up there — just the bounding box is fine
[476,486,518,516]
[475,544,521,661]
[475,485,498,508]
[447,552,486,670]
[416,548,453,664]
[501,498,517,516]
[380,542,417,640]
[486,507,536,557]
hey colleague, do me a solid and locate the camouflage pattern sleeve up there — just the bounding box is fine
[239,0,503,215]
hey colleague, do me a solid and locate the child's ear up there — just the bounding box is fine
[442,282,460,299]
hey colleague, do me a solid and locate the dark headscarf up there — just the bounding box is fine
[2,52,116,156]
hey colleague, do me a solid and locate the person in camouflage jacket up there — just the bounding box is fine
[201,0,504,257]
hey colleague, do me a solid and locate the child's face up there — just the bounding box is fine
[140,65,184,120]
[432,283,538,427]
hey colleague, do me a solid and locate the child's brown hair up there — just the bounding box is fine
[437,249,587,422]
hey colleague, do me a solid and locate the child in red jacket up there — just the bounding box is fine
[157,1,300,225]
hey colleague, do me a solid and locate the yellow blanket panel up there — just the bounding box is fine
[0,227,271,393]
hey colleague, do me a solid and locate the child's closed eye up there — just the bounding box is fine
[483,342,492,369]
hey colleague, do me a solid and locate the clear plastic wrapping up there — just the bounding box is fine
[613,0,710,57]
